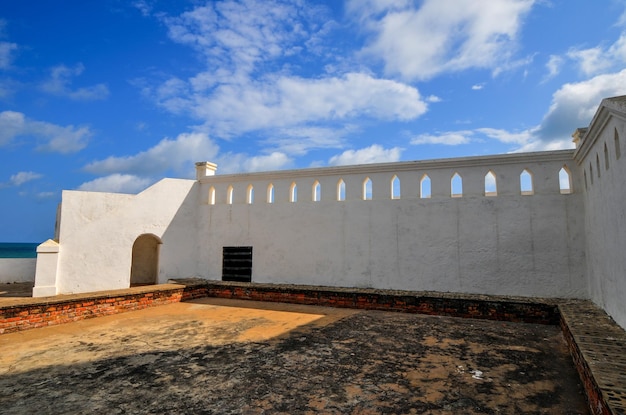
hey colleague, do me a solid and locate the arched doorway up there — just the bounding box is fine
[130,234,161,286]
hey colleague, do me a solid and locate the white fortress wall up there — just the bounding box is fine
[0,258,36,283]
[197,150,587,298]
[37,178,200,295]
[575,97,626,329]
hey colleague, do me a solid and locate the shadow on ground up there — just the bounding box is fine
[0,301,588,414]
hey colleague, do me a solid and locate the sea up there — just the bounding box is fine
[0,242,39,258]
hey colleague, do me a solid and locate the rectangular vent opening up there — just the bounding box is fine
[222,246,252,282]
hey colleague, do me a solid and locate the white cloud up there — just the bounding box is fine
[329,144,402,166]
[349,0,536,80]
[0,111,25,145]
[476,128,534,145]
[164,0,325,76]
[157,72,428,138]
[411,131,472,145]
[0,110,91,153]
[0,41,17,69]
[566,33,626,76]
[217,151,292,174]
[78,174,153,194]
[471,84,484,90]
[41,64,109,101]
[132,0,152,17]
[413,69,626,153]
[545,55,563,79]
[263,126,353,156]
[35,191,56,200]
[535,69,626,144]
[154,1,429,142]
[83,132,219,176]
[426,95,442,103]
[10,171,42,186]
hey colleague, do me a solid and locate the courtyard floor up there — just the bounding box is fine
[0,297,588,414]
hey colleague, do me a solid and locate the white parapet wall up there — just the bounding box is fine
[197,150,587,299]
[0,258,36,283]
[36,149,587,300]
[574,96,626,330]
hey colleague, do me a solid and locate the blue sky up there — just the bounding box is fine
[1,0,626,242]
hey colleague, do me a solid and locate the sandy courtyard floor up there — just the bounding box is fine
[0,298,588,414]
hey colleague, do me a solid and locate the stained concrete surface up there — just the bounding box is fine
[1,298,588,414]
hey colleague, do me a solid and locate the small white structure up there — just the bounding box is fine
[33,96,626,330]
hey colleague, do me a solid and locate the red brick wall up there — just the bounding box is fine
[0,288,185,334]
[204,283,560,324]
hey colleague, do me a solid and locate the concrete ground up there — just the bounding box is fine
[1,297,588,414]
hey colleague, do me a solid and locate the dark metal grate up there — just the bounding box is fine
[222,246,252,282]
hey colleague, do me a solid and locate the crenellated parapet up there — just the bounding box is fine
[196,150,578,205]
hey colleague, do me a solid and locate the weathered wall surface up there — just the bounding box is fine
[576,97,626,329]
[0,259,36,283]
[197,151,586,298]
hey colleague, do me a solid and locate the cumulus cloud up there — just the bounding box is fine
[217,151,292,174]
[132,0,152,17]
[41,63,109,101]
[263,126,353,156]
[348,0,536,80]
[0,41,17,69]
[411,69,626,153]
[533,69,626,145]
[329,144,402,166]
[157,72,428,138]
[545,55,563,79]
[84,132,219,176]
[78,174,153,194]
[152,0,429,144]
[564,32,626,76]
[411,131,472,145]
[164,0,325,76]
[10,171,42,186]
[81,130,293,184]
[0,110,90,153]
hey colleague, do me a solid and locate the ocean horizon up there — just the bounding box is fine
[0,242,39,258]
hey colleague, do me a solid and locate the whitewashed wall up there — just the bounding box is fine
[0,258,36,283]
[35,150,586,300]
[575,97,626,330]
[45,179,200,294]
[198,150,586,298]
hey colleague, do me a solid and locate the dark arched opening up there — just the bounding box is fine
[130,234,161,286]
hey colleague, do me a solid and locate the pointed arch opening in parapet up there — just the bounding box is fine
[420,174,431,199]
[208,186,216,205]
[312,180,321,202]
[615,128,621,160]
[451,172,463,198]
[520,169,534,195]
[227,185,234,204]
[337,179,346,201]
[391,175,401,199]
[130,234,161,287]
[267,183,274,203]
[484,170,497,196]
[596,153,601,179]
[363,177,372,200]
[559,166,573,194]
[247,184,254,204]
[290,182,298,203]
